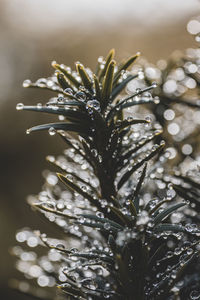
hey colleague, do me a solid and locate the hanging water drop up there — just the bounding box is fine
[185,223,198,233]
[138,69,144,79]
[86,100,101,112]
[66,174,73,182]
[96,211,104,218]
[36,78,47,87]
[145,116,152,123]
[64,88,73,95]
[104,223,111,230]
[16,103,24,111]
[186,248,193,255]
[81,185,88,192]
[56,243,65,250]
[23,79,31,88]
[136,88,141,93]
[70,248,78,254]
[143,92,152,100]
[152,82,157,88]
[127,117,133,122]
[153,96,160,104]
[75,91,86,101]
[37,103,42,109]
[51,60,57,67]
[195,34,200,42]
[57,96,64,103]
[48,127,56,136]
[91,149,98,157]
[190,290,200,300]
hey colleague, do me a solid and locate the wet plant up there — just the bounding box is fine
[127,45,200,164]
[13,50,200,300]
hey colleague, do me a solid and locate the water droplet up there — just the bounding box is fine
[143,92,152,100]
[86,100,101,112]
[100,199,108,208]
[152,82,157,88]
[46,155,55,162]
[58,115,65,120]
[145,116,152,123]
[96,212,104,218]
[153,96,160,104]
[104,223,111,230]
[168,183,173,189]
[37,103,42,108]
[187,248,193,255]
[75,91,86,101]
[46,174,58,186]
[81,185,88,192]
[23,79,31,88]
[26,129,30,135]
[16,103,24,110]
[43,202,56,210]
[127,117,133,121]
[174,248,182,255]
[91,149,98,157]
[136,88,141,93]
[56,243,65,250]
[104,294,110,299]
[163,80,177,94]
[36,78,47,87]
[171,272,176,279]
[185,223,198,233]
[66,174,73,181]
[187,19,200,35]
[164,109,175,121]
[98,56,104,63]
[70,248,78,254]
[182,144,193,155]
[37,275,49,287]
[48,127,56,136]
[57,96,64,103]
[64,88,73,95]
[16,231,27,242]
[51,60,57,67]
[160,140,165,146]
[190,290,200,299]
[27,236,38,247]
[195,34,200,42]
[138,70,144,79]
[98,155,102,163]
[78,216,85,223]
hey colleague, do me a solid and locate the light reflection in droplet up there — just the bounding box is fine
[27,236,38,247]
[163,109,175,121]
[16,232,26,243]
[182,144,193,155]
[163,79,177,94]
[167,122,180,135]
[187,19,200,35]
[29,265,42,277]
[166,147,177,159]
[46,173,58,186]
[37,275,49,287]
[185,77,196,89]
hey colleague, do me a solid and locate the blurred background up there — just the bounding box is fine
[0,0,199,298]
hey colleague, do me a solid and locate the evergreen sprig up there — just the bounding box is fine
[14,50,200,300]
